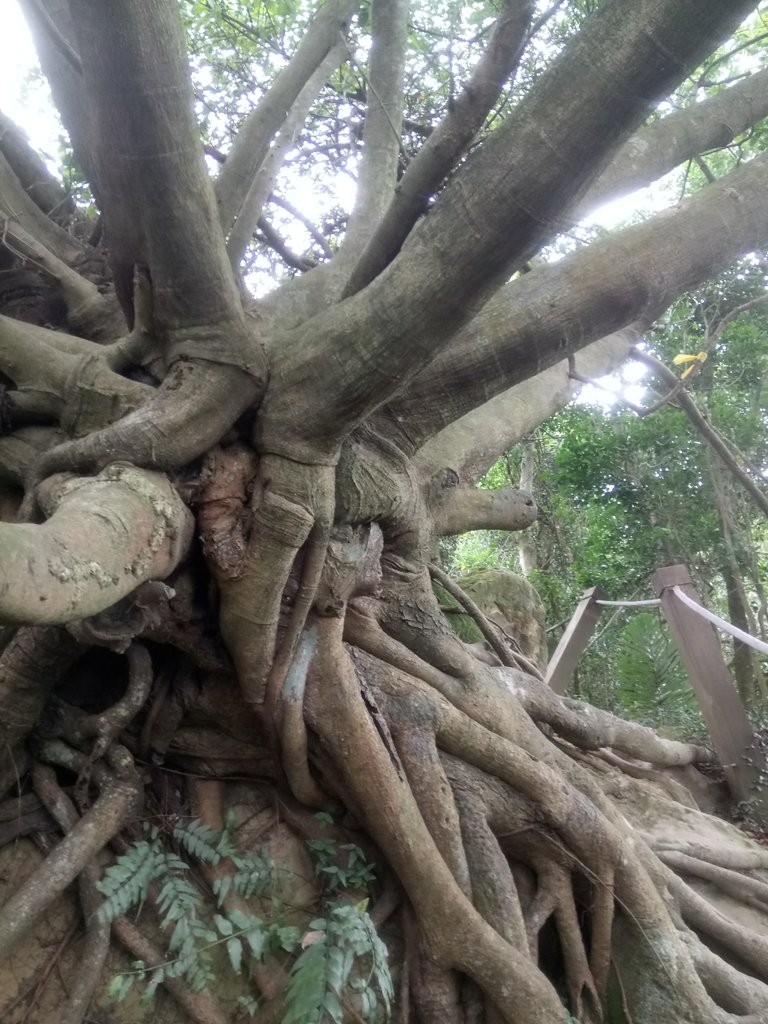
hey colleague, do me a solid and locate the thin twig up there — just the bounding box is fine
[632,348,768,518]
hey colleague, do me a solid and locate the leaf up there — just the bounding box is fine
[323,990,343,1024]
[107,974,134,1002]
[214,913,234,936]
[212,874,233,903]
[276,924,301,952]
[227,936,244,973]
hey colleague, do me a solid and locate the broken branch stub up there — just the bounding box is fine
[0,464,193,625]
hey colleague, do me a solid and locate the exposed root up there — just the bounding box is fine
[112,916,229,1024]
[657,849,768,910]
[385,691,472,895]
[3,517,768,1024]
[0,767,141,959]
[303,534,570,1021]
[429,562,543,678]
[190,777,291,1006]
[510,671,712,767]
[682,931,768,1015]
[665,869,768,979]
[32,764,111,1024]
[0,626,82,774]
[71,642,154,766]
[646,835,768,870]
[450,777,529,952]
[593,748,701,807]
[279,624,331,808]
[0,790,52,845]
[217,454,334,707]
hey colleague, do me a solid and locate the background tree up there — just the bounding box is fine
[2,2,768,1023]
[468,268,768,716]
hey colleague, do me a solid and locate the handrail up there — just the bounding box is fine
[671,586,768,656]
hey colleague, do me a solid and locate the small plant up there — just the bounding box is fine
[98,817,392,1022]
[306,837,378,891]
[286,901,393,1024]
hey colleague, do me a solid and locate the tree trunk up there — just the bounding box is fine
[2,2,768,1023]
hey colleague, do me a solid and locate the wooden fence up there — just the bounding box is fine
[545,564,768,820]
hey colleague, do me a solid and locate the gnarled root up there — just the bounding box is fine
[302,526,768,1023]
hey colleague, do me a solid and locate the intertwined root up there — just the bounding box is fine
[1,533,768,1024]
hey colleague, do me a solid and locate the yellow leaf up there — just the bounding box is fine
[673,351,707,377]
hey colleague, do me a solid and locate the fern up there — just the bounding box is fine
[173,818,223,864]
[306,838,377,891]
[100,819,391,1024]
[286,902,392,1024]
[615,612,701,731]
[97,829,166,922]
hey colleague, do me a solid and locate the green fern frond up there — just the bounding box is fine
[101,819,390,1022]
[173,818,222,864]
[286,937,329,1024]
[97,835,165,923]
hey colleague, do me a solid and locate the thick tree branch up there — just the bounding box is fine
[336,0,409,264]
[255,217,318,272]
[0,219,122,340]
[0,109,76,225]
[0,147,83,266]
[0,465,192,625]
[0,315,151,435]
[256,0,761,463]
[413,328,639,484]
[578,64,768,217]
[67,0,246,338]
[20,0,100,201]
[269,193,334,258]
[216,0,360,237]
[24,357,262,489]
[380,151,768,454]
[343,0,534,296]
[434,486,536,536]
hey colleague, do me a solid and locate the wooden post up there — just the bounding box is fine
[653,564,768,821]
[545,587,606,694]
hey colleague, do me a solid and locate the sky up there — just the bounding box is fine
[1,2,62,159]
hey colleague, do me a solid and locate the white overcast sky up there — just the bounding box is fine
[1,1,62,158]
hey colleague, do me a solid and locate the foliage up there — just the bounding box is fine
[98,818,392,1022]
[614,612,704,737]
[443,263,768,725]
[306,836,378,892]
[286,902,393,1024]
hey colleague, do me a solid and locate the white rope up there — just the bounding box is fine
[595,598,661,608]
[671,586,768,656]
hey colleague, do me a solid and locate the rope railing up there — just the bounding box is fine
[547,567,768,817]
[671,585,768,656]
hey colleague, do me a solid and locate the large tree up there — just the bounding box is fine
[2,1,768,1022]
